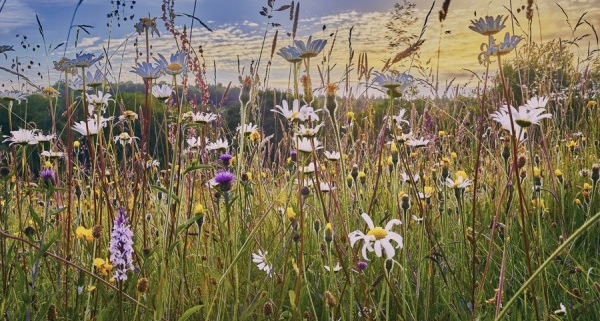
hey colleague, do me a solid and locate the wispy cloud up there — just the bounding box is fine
[0,1,35,35]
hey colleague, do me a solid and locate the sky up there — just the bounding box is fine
[1,0,599,97]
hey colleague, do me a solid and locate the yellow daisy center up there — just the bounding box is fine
[290,111,299,119]
[367,227,388,240]
[167,62,182,71]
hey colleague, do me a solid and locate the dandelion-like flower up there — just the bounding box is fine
[135,17,160,36]
[72,117,113,136]
[152,83,173,101]
[251,249,272,275]
[277,46,302,63]
[154,51,187,76]
[469,15,505,36]
[71,52,103,68]
[76,226,94,242]
[109,207,134,282]
[294,36,327,58]
[3,128,39,146]
[348,213,403,260]
[131,62,163,80]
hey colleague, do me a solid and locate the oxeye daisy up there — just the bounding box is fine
[86,91,112,114]
[272,99,303,122]
[119,110,138,121]
[72,117,113,136]
[152,83,173,101]
[187,112,217,124]
[277,46,302,63]
[114,132,138,146]
[71,52,103,68]
[206,138,229,151]
[469,15,506,36]
[86,68,107,88]
[294,137,323,154]
[373,71,414,91]
[154,51,187,76]
[131,62,163,80]
[406,137,429,148]
[294,36,327,58]
[296,123,324,137]
[324,150,341,161]
[348,213,403,261]
[251,249,272,276]
[3,128,39,146]
[237,122,259,136]
[135,17,160,36]
[0,90,27,104]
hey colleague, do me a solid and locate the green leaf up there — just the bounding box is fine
[177,305,203,321]
[288,290,296,309]
[28,205,43,232]
[182,164,212,176]
[150,185,180,203]
[34,227,62,263]
[175,214,204,236]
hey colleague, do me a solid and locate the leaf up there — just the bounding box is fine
[175,12,213,32]
[36,14,44,38]
[288,290,296,309]
[175,214,204,236]
[182,164,212,176]
[150,185,180,203]
[50,206,67,216]
[29,205,43,232]
[275,4,291,11]
[34,227,62,263]
[177,305,203,321]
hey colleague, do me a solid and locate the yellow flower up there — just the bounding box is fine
[93,258,113,276]
[587,100,597,109]
[533,167,541,178]
[438,130,446,137]
[450,152,457,159]
[390,142,398,154]
[583,183,592,192]
[193,203,206,216]
[245,171,253,182]
[286,207,297,222]
[455,170,468,181]
[44,161,53,169]
[76,226,94,242]
[73,141,80,148]
[249,130,261,142]
[346,111,355,121]
[554,169,563,178]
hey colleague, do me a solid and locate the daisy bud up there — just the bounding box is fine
[313,220,321,234]
[517,156,526,169]
[401,194,411,211]
[502,143,510,162]
[592,164,599,184]
[351,164,359,180]
[346,174,354,188]
[385,258,394,274]
[324,223,333,244]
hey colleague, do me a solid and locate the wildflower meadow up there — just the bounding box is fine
[0,0,599,320]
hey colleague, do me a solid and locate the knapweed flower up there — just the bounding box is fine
[71,52,103,68]
[72,117,113,136]
[213,170,235,192]
[135,17,160,36]
[469,15,505,36]
[86,68,107,88]
[277,46,302,63]
[294,36,327,58]
[294,137,323,153]
[131,62,163,80]
[0,90,27,104]
[152,83,173,100]
[40,168,55,185]
[3,128,39,146]
[219,153,233,167]
[373,71,414,91]
[109,207,134,282]
[154,51,187,76]
[76,226,94,242]
[206,138,229,151]
[251,249,272,275]
[348,213,403,260]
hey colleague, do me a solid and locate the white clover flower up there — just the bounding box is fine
[348,213,403,261]
[251,249,272,276]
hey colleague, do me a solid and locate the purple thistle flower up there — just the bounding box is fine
[290,149,297,163]
[110,207,134,281]
[357,261,368,272]
[214,170,235,192]
[219,153,233,167]
[40,168,55,185]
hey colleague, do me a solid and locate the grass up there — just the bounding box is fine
[0,0,599,320]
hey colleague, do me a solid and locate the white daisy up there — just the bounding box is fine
[324,262,342,272]
[40,151,64,159]
[554,302,567,316]
[406,137,429,148]
[324,150,341,161]
[188,112,217,124]
[272,99,305,122]
[152,83,173,100]
[237,122,259,135]
[251,249,272,276]
[294,137,323,154]
[3,128,39,146]
[296,123,324,137]
[72,117,113,136]
[348,213,403,261]
[206,138,229,151]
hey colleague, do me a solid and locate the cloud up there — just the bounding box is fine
[243,20,259,28]
[0,2,36,35]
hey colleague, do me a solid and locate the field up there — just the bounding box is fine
[0,0,599,320]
